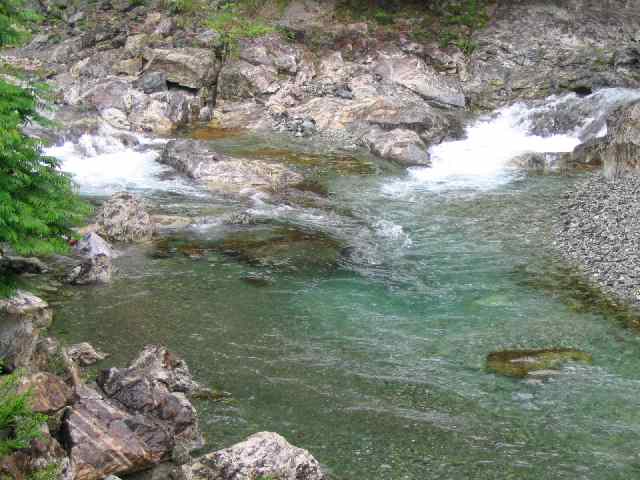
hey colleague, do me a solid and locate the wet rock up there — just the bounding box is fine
[0,256,48,275]
[181,432,327,480]
[214,226,343,271]
[67,342,109,366]
[129,90,203,134]
[486,348,592,378]
[68,232,114,285]
[143,48,217,90]
[160,139,302,194]
[362,128,430,166]
[0,291,52,371]
[17,372,73,414]
[96,192,155,243]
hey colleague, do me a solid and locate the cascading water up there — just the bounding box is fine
[50,89,640,480]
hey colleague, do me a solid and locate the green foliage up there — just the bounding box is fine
[163,0,197,14]
[0,79,91,257]
[0,371,47,457]
[439,0,489,54]
[207,2,276,59]
[27,464,62,480]
[0,0,40,46]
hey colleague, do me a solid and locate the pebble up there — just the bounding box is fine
[554,173,640,307]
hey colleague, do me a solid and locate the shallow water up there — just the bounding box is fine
[49,90,640,479]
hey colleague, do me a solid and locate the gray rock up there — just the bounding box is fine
[363,128,431,166]
[0,256,48,275]
[67,342,109,366]
[160,139,303,194]
[65,346,205,480]
[0,291,52,371]
[181,432,327,480]
[96,192,155,243]
[143,48,217,90]
[135,71,168,94]
[67,232,114,285]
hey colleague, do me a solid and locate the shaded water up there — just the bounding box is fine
[49,90,640,479]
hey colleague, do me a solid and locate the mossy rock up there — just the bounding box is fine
[486,348,592,378]
[217,226,343,271]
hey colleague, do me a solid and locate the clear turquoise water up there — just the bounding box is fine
[51,143,640,479]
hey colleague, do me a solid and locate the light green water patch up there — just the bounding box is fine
[51,171,640,479]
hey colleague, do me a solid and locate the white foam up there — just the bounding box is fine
[46,133,199,196]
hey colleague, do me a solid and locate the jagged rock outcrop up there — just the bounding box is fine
[96,192,155,243]
[465,0,640,109]
[179,432,327,480]
[0,291,53,371]
[64,346,204,480]
[561,100,640,177]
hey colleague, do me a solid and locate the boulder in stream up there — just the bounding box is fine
[67,232,114,285]
[180,432,327,480]
[96,192,155,243]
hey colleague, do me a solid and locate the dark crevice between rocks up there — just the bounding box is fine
[166,80,199,94]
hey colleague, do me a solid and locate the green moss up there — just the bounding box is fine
[487,348,592,378]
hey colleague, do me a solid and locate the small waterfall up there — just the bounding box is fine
[385,88,640,193]
[45,131,199,196]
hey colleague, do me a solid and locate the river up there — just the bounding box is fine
[47,89,640,479]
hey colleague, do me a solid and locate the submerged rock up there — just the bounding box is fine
[180,432,327,480]
[0,291,53,371]
[96,192,155,243]
[160,139,303,195]
[486,348,592,378]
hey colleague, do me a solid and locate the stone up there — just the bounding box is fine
[143,48,217,90]
[362,128,430,166]
[0,256,48,275]
[135,71,168,94]
[68,232,114,284]
[65,346,204,480]
[160,139,303,194]
[182,432,327,480]
[0,291,52,371]
[374,49,465,108]
[128,90,202,134]
[114,58,142,76]
[125,34,149,57]
[17,372,73,414]
[96,192,155,243]
[486,349,592,378]
[0,429,70,480]
[67,342,109,366]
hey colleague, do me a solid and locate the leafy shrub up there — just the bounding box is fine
[0,371,47,457]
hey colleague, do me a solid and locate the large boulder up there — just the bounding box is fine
[67,232,114,285]
[65,346,204,480]
[143,48,218,90]
[362,128,431,166]
[96,192,155,243]
[0,291,52,371]
[160,140,303,194]
[181,432,327,480]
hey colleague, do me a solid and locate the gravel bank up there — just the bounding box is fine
[554,173,640,306]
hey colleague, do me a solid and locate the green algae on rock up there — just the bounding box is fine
[486,348,592,378]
